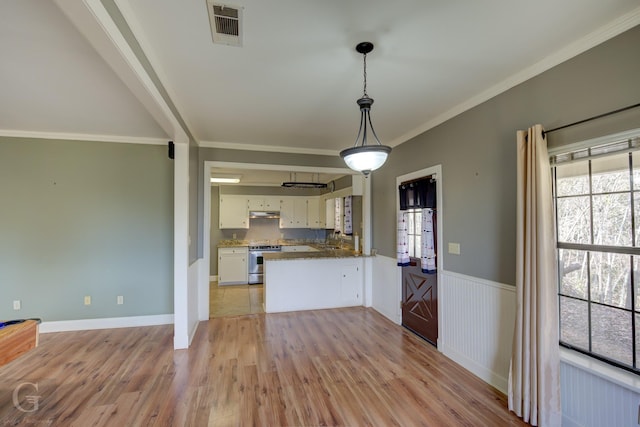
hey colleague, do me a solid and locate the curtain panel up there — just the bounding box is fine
[397,212,410,266]
[508,124,561,426]
[421,208,436,273]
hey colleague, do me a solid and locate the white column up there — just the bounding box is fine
[173,142,190,349]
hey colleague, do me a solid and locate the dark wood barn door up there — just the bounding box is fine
[402,263,438,346]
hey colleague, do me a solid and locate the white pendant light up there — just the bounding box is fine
[340,42,392,175]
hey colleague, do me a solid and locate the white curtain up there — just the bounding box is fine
[508,124,561,426]
[344,195,353,235]
[420,208,436,273]
[397,212,410,266]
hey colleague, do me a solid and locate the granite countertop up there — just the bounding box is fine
[263,248,370,261]
[217,240,250,247]
[217,239,337,248]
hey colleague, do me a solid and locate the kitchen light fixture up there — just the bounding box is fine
[340,42,392,175]
[281,172,327,189]
[210,174,241,184]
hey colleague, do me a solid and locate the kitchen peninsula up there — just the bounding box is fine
[263,246,367,313]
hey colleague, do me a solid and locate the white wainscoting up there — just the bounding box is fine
[560,350,640,427]
[187,259,201,346]
[371,255,401,325]
[439,270,516,394]
[371,257,640,426]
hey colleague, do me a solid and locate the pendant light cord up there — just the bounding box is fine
[363,53,368,97]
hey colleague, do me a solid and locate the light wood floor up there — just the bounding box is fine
[210,282,264,318]
[0,307,527,426]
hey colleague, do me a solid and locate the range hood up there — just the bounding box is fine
[249,211,280,219]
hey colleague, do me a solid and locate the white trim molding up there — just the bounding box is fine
[0,129,167,145]
[388,6,640,149]
[39,314,174,333]
[198,140,338,156]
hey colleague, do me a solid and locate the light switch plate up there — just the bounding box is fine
[117,295,124,305]
[448,242,461,255]
[13,300,21,310]
[84,296,91,305]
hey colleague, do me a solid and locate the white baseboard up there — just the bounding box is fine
[210,275,218,281]
[441,343,508,394]
[39,314,174,333]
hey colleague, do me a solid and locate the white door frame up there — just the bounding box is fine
[200,161,371,320]
[395,165,444,349]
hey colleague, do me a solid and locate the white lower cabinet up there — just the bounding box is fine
[218,247,248,285]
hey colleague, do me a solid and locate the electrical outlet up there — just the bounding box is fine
[84,296,91,305]
[117,295,124,305]
[232,233,237,239]
[13,300,21,310]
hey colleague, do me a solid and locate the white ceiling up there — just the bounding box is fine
[1,0,640,158]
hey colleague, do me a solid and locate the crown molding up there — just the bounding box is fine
[389,6,640,148]
[199,140,339,156]
[0,129,167,145]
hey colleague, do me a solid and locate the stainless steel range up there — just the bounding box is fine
[248,244,281,284]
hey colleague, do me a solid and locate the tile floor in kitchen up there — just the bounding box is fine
[209,282,264,318]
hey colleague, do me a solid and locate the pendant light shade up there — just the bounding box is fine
[340,42,392,175]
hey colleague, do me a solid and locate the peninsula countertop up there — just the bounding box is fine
[263,248,370,261]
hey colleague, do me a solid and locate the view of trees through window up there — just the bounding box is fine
[554,148,640,373]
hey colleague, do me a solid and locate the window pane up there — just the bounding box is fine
[591,304,632,366]
[415,211,422,235]
[593,194,632,246]
[592,153,630,193]
[407,211,415,235]
[555,162,589,196]
[408,234,415,258]
[557,196,591,244]
[415,235,422,259]
[589,252,631,309]
[634,192,640,246]
[636,313,640,366]
[560,296,589,350]
[634,257,640,312]
[633,151,640,190]
[559,249,588,299]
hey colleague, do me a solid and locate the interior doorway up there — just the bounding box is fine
[210,282,264,318]
[396,166,442,347]
[200,160,370,320]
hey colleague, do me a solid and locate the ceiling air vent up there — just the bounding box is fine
[207,2,243,47]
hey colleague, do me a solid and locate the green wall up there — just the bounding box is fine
[0,138,174,321]
[372,24,640,285]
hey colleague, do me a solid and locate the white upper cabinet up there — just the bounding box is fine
[279,197,307,228]
[279,196,323,228]
[219,195,249,228]
[325,197,336,230]
[248,196,280,211]
[307,198,321,229]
